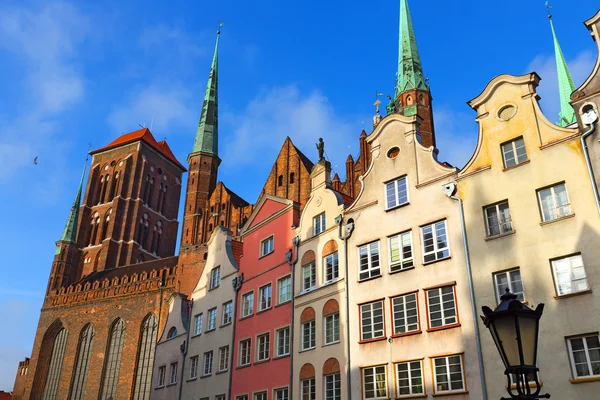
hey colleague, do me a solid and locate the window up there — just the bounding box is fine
[301,320,316,351]
[302,263,316,291]
[157,366,166,387]
[427,286,458,329]
[360,300,385,341]
[70,324,95,400]
[501,137,527,168]
[216,396,226,400]
[209,266,221,289]
[100,319,125,399]
[261,236,274,256]
[385,176,409,209]
[567,335,600,378]
[314,212,326,235]
[493,269,524,303]
[324,252,339,282]
[433,355,465,394]
[132,314,158,399]
[194,314,203,335]
[239,339,251,366]
[167,326,177,339]
[190,356,198,379]
[254,392,267,400]
[362,365,387,399]
[324,313,340,344]
[257,333,270,361]
[358,242,381,281]
[538,183,571,222]
[389,231,413,272]
[484,201,513,236]
[218,346,229,372]
[43,327,68,400]
[391,293,419,335]
[222,301,233,325]
[203,351,213,376]
[207,308,217,331]
[169,362,178,384]
[237,396,249,400]
[421,221,449,263]
[259,284,272,311]
[551,254,589,296]
[276,327,290,356]
[275,387,289,400]
[324,373,341,400]
[242,292,254,317]
[278,276,291,304]
[301,377,316,400]
[396,360,424,397]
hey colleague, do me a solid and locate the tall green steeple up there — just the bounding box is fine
[396,0,428,96]
[192,30,220,156]
[549,16,577,126]
[59,161,87,244]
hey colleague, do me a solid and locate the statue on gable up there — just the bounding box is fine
[386,95,399,115]
[316,137,325,161]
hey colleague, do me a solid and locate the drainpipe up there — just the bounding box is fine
[178,298,192,400]
[580,109,600,215]
[443,183,488,400]
[286,237,299,399]
[335,215,354,399]
[228,274,244,400]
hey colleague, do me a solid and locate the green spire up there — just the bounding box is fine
[396,0,428,97]
[549,17,576,126]
[192,31,220,156]
[59,161,87,244]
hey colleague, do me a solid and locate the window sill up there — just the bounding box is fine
[253,358,270,365]
[359,336,387,345]
[239,314,254,321]
[570,376,600,384]
[258,250,274,260]
[186,377,197,382]
[298,287,318,297]
[423,256,451,266]
[216,369,228,375]
[299,347,316,353]
[256,307,272,315]
[389,265,415,275]
[236,364,251,370]
[484,230,516,241]
[273,353,290,360]
[540,213,575,226]
[323,340,340,347]
[322,277,344,287]
[275,299,292,308]
[432,390,468,397]
[205,328,216,333]
[385,202,410,213]
[502,159,530,172]
[554,289,592,300]
[391,330,422,339]
[396,394,428,399]
[200,374,212,379]
[208,285,220,292]
[155,385,165,390]
[191,333,202,339]
[427,323,461,333]
[166,383,177,387]
[220,322,232,328]
[358,274,383,284]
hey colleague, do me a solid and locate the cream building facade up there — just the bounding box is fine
[293,160,352,400]
[345,113,484,399]
[458,73,600,399]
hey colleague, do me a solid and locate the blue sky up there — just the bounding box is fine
[0,0,596,391]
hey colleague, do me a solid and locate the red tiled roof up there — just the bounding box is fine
[333,189,354,207]
[231,240,243,265]
[90,128,186,171]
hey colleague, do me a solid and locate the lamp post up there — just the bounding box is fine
[480,288,550,400]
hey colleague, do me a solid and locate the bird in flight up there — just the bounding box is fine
[33,156,38,165]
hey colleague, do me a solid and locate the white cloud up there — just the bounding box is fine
[526,50,595,124]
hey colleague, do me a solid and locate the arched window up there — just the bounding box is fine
[151,222,162,254]
[406,95,413,105]
[41,325,69,400]
[109,171,120,200]
[419,94,425,105]
[89,213,100,246]
[100,319,125,399]
[93,252,101,272]
[100,174,110,204]
[290,172,295,184]
[137,214,149,248]
[103,210,112,240]
[147,177,155,208]
[161,185,167,215]
[132,314,158,400]
[96,175,105,205]
[142,174,150,203]
[69,324,95,400]
[278,175,283,187]
[167,327,177,339]
[156,183,164,213]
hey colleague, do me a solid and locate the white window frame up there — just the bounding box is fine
[301,377,316,400]
[203,351,213,376]
[324,312,340,345]
[277,275,292,304]
[537,183,572,222]
[157,365,166,387]
[395,360,424,397]
[362,365,388,399]
[190,355,198,379]
[501,137,528,168]
[388,231,413,272]
[222,301,233,325]
[567,334,600,378]
[193,313,203,336]
[169,362,178,384]
[301,320,316,351]
[274,387,289,400]
[324,372,341,400]
[209,266,221,289]
[218,346,229,372]
[241,291,254,317]
[358,241,381,281]
[324,252,339,283]
[302,262,316,291]
[207,307,217,331]
[551,254,589,296]
[360,300,385,341]
[259,283,272,311]
[385,176,409,209]
[254,392,267,400]
[239,339,251,366]
[432,354,466,394]
[493,268,524,303]
[216,396,226,400]
[260,235,274,256]
[426,286,458,329]
[314,212,326,236]
[276,327,290,356]
[391,293,419,335]
[256,333,270,361]
[484,201,513,236]
[421,220,450,263]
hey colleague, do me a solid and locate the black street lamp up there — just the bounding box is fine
[481,288,550,400]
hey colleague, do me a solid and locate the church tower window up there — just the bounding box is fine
[69,324,95,400]
[99,319,125,399]
[132,315,157,400]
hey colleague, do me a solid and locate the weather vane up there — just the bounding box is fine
[375,92,384,114]
[545,1,552,19]
[217,21,224,34]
